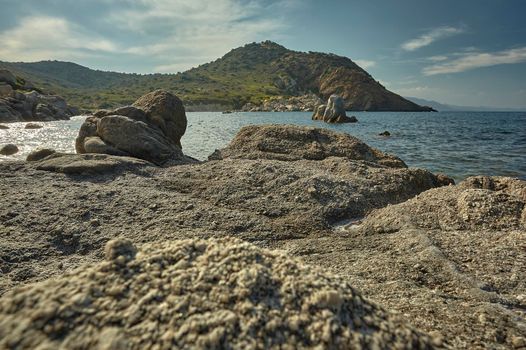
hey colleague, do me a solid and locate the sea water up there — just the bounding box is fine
[1,111,525,182]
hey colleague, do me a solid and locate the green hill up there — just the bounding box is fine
[0,41,432,111]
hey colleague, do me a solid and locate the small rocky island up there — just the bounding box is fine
[0,69,78,123]
[0,90,524,349]
[312,94,358,123]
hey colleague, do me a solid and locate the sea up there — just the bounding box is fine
[1,111,525,182]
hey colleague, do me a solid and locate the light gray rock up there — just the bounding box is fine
[313,95,357,123]
[83,136,128,156]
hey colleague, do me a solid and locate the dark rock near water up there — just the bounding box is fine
[77,90,192,165]
[26,148,56,162]
[379,131,391,137]
[24,123,43,129]
[0,70,78,123]
[0,143,18,156]
[0,124,8,130]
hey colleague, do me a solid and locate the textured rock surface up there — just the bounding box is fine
[76,90,191,165]
[0,125,521,349]
[312,95,357,123]
[211,124,407,168]
[0,238,436,349]
[132,89,187,148]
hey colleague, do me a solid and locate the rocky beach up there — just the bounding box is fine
[0,90,524,349]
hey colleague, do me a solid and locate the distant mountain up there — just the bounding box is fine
[0,41,432,111]
[406,97,526,112]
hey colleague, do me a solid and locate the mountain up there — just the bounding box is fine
[0,41,433,112]
[406,97,526,112]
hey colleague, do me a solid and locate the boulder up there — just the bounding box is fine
[132,89,187,148]
[0,70,17,87]
[0,144,19,156]
[0,90,76,123]
[312,95,357,123]
[0,124,8,130]
[210,124,407,168]
[25,123,43,129]
[77,90,192,165]
[379,131,391,137]
[26,148,56,162]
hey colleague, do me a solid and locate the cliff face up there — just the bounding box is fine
[0,41,433,111]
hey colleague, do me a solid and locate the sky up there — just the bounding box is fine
[0,0,525,108]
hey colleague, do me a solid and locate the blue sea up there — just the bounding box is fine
[1,111,525,182]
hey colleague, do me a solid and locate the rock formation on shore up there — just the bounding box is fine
[241,93,322,112]
[312,95,358,123]
[76,90,194,165]
[0,120,523,348]
[0,69,78,123]
[0,237,437,349]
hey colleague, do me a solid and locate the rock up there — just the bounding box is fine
[96,115,185,165]
[132,89,187,148]
[211,124,407,168]
[379,131,391,137]
[77,91,193,165]
[323,94,347,122]
[0,69,17,87]
[24,123,43,129]
[312,95,357,123]
[26,148,56,162]
[0,144,18,156]
[0,238,435,349]
[242,94,322,112]
[0,90,76,123]
[83,136,128,156]
[34,153,153,175]
[0,83,13,97]
[0,124,8,130]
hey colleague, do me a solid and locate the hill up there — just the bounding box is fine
[406,96,526,112]
[0,41,433,111]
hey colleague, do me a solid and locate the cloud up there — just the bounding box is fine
[0,0,296,72]
[427,55,449,62]
[354,59,376,69]
[0,16,118,61]
[423,47,526,75]
[401,26,464,51]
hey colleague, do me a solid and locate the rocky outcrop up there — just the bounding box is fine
[312,95,358,123]
[0,70,79,123]
[241,94,322,112]
[0,237,437,349]
[76,90,193,165]
[210,124,407,168]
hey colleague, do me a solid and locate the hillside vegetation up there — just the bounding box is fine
[0,41,431,111]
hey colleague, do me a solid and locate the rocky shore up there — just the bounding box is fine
[0,69,78,123]
[241,93,322,112]
[0,90,524,349]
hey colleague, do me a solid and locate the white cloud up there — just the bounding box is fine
[427,55,449,62]
[355,59,376,69]
[423,47,526,75]
[0,16,118,61]
[401,26,464,51]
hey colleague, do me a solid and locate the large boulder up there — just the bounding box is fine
[76,90,191,165]
[0,237,436,349]
[210,124,407,168]
[312,95,357,123]
[0,90,76,123]
[133,89,187,148]
[0,83,13,97]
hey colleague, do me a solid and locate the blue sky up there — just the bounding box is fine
[1,0,525,108]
